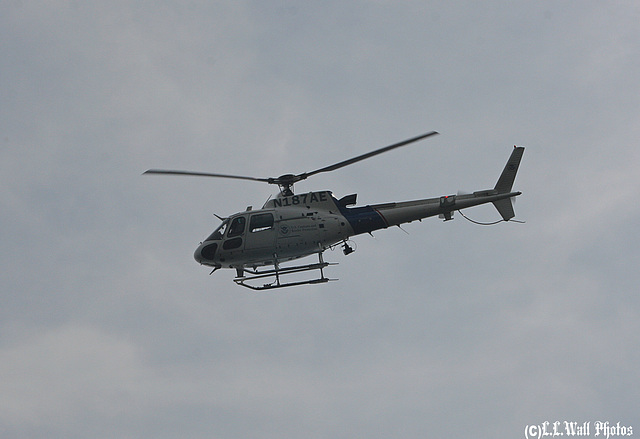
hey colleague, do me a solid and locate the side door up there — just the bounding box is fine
[244,212,276,253]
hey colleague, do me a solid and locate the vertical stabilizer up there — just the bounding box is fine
[492,198,516,221]
[494,146,525,194]
[492,146,524,221]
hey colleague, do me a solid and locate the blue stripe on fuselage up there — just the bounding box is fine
[338,205,388,235]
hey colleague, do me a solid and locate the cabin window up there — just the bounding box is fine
[206,220,228,241]
[228,216,246,237]
[250,213,274,233]
[201,243,218,259]
[222,237,243,250]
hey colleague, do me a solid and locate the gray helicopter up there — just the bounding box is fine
[145,132,524,290]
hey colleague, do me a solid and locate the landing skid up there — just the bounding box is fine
[234,252,337,291]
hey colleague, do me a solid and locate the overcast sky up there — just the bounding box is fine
[2,1,639,438]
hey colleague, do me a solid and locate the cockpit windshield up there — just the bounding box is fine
[205,219,228,241]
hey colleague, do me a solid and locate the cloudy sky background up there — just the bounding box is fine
[2,1,639,438]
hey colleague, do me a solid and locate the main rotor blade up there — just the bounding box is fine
[301,131,439,179]
[143,169,271,183]
[144,131,438,188]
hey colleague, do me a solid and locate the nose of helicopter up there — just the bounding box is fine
[194,241,219,265]
[194,244,204,264]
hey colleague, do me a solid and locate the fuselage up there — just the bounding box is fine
[194,191,352,269]
[194,188,520,270]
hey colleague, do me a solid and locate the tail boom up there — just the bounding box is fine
[341,190,520,235]
[337,146,524,234]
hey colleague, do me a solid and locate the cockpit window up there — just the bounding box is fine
[206,220,228,241]
[228,216,246,237]
[250,213,274,233]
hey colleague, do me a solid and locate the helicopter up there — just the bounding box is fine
[144,131,524,290]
